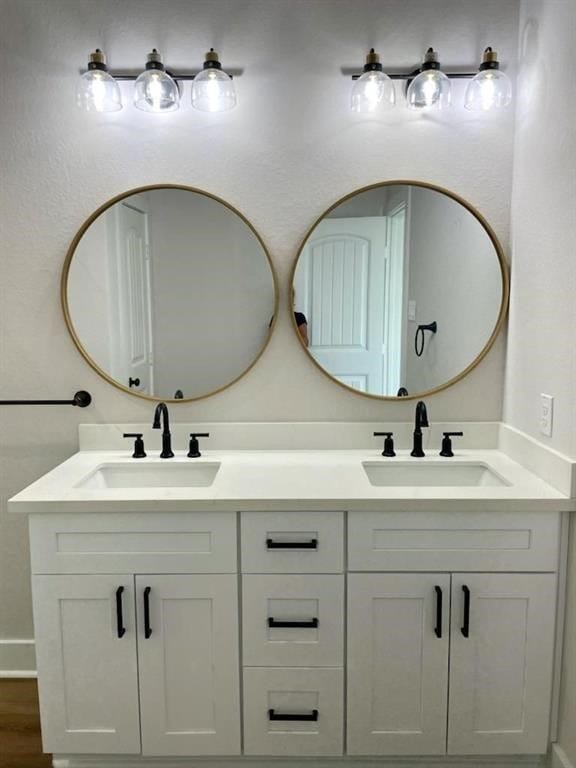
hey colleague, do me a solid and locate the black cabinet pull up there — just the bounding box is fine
[268,709,319,722]
[434,586,442,639]
[268,617,319,629]
[461,585,471,638]
[266,538,318,549]
[115,586,126,638]
[143,586,152,639]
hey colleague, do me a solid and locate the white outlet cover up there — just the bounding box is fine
[540,393,554,437]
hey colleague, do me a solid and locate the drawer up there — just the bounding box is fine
[242,575,344,667]
[241,512,344,573]
[348,511,561,572]
[243,667,343,756]
[29,512,237,574]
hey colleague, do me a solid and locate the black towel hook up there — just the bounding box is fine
[414,321,437,357]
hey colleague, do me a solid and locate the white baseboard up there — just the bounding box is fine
[552,744,576,768]
[51,755,548,768]
[0,638,36,677]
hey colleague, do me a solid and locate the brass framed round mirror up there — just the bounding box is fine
[291,180,509,400]
[62,184,278,402]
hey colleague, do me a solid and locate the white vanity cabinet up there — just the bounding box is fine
[28,506,562,764]
[30,512,241,757]
[347,511,561,757]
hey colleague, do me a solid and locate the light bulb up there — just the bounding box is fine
[407,48,451,109]
[351,49,395,113]
[465,48,512,111]
[191,49,236,112]
[77,50,122,112]
[134,50,180,112]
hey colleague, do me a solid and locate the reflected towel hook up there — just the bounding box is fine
[415,321,437,357]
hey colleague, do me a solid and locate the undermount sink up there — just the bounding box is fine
[362,461,510,488]
[76,462,221,489]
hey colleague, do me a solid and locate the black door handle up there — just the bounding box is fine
[115,586,126,638]
[266,538,318,549]
[461,585,471,638]
[268,617,319,629]
[434,586,442,639]
[268,709,319,722]
[129,377,140,388]
[143,586,152,639]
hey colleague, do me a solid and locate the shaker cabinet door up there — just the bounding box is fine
[347,573,450,755]
[136,574,241,756]
[448,573,556,755]
[32,574,141,754]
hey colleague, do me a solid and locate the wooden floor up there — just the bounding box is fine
[0,679,51,768]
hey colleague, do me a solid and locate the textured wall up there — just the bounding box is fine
[0,0,518,648]
[504,1,576,762]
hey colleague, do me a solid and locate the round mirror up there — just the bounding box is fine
[63,185,278,401]
[291,181,509,399]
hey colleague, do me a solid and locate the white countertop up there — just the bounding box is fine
[8,448,576,514]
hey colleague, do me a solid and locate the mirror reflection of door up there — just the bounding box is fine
[295,208,406,395]
[113,202,154,394]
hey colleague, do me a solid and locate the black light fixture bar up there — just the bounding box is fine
[351,71,476,81]
[83,71,237,81]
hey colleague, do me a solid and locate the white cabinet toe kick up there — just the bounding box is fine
[29,508,564,766]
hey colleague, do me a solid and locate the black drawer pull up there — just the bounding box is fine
[268,708,319,722]
[266,538,318,549]
[268,617,319,629]
[115,586,126,639]
[434,586,442,639]
[461,585,471,638]
[143,586,152,639]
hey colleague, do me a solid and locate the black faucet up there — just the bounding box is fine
[152,403,174,459]
[411,400,429,457]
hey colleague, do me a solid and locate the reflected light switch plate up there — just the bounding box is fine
[540,394,553,437]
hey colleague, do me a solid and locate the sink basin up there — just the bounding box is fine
[362,461,510,488]
[76,462,221,489]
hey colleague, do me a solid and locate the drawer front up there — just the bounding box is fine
[348,511,561,572]
[241,512,344,573]
[30,512,237,574]
[243,667,343,756]
[243,575,344,667]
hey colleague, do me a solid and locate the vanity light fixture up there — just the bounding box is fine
[191,49,237,112]
[350,49,395,113]
[464,47,512,111]
[350,46,512,111]
[78,49,237,114]
[406,48,451,109]
[77,50,122,112]
[134,49,180,112]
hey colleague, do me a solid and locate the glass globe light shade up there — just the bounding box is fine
[134,69,180,112]
[407,69,451,109]
[465,69,512,111]
[191,68,236,112]
[77,61,122,112]
[351,70,395,113]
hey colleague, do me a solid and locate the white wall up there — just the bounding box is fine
[405,186,502,393]
[0,0,519,659]
[504,1,576,764]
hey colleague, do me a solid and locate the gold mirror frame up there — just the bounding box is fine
[289,180,510,401]
[62,184,279,403]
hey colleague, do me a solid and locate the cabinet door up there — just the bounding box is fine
[32,575,140,754]
[136,574,241,755]
[347,573,450,755]
[448,573,556,755]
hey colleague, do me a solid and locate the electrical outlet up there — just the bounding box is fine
[540,394,554,437]
[408,300,417,321]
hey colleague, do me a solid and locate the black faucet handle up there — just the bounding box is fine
[188,432,210,458]
[374,431,396,457]
[123,433,146,459]
[440,431,464,458]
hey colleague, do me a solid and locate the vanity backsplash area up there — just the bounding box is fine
[9,417,575,766]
